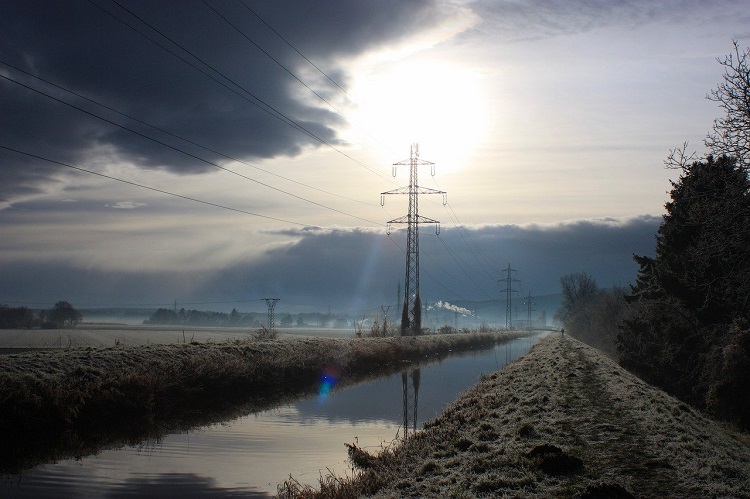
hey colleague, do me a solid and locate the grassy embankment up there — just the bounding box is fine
[0,330,527,474]
[280,335,750,498]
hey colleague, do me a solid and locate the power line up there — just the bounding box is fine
[87,0,311,142]
[444,202,501,276]
[93,0,392,182]
[0,145,312,227]
[237,0,352,100]
[0,59,375,208]
[202,0,345,119]
[386,233,466,301]
[0,71,381,226]
[435,232,496,300]
[229,0,400,158]
[429,175,500,278]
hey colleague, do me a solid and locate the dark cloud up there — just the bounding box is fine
[0,0,448,203]
[0,216,660,312]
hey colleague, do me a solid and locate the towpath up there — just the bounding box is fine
[298,335,750,497]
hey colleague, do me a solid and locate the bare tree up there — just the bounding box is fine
[706,41,750,170]
[555,272,599,323]
[664,141,700,170]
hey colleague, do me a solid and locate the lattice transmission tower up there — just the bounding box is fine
[499,264,520,329]
[381,144,446,335]
[263,298,280,331]
[524,291,535,330]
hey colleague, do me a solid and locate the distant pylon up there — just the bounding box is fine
[381,144,446,335]
[263,298,280,331]
[524,291,535,330]
[498,264,520,329]
[381,304,391,326]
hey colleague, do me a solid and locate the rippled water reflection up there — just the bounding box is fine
[1,334,542,497]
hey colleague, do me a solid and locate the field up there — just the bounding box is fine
[280,334,750,498]
[0,323,352,352]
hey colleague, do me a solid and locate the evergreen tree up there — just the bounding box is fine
[412,293,422,335]
[618,155,750,422]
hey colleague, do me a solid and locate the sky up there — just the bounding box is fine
[1,0,748,318]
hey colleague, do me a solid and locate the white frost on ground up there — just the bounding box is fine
[308,335,750,498]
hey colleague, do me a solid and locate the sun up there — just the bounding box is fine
[347,59,490,170]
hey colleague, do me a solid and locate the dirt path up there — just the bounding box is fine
[288,335,750,497]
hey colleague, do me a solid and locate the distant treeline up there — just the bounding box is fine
[145,308,352,328]
[145,308,263,327]
[0,301,82,329]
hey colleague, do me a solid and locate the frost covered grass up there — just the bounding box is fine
[0,331,524,473]
[279,335,750,498]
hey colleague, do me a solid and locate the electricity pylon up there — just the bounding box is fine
[263,298,280,331]
[381,144,446,335]
[381,304,391,328]
[498,264,520,329]
[524,291,535,330]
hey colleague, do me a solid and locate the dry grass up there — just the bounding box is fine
[0,331,526,474]
[281,335,750,498]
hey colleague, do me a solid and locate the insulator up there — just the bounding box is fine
[380,195,385,206]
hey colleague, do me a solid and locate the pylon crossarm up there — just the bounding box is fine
[387,214,439,226]
[416,215,439,225]
[382,186,445,196]
[381,186,412,196]
[414,186,446,195]
[387,215,410,225]
[393,158,434,166]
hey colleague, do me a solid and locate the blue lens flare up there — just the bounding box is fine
[318,366,340,403]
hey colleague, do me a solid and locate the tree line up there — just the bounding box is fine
[0,301,82,329]
[557,42,750,430]
[145,308,353,328]
[145,307,264,327]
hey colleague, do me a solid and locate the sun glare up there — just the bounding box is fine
[348,60,490,170]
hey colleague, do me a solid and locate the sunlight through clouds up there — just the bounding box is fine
[348,60,490,170]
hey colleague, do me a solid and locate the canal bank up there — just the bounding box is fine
[0,331,530,477]
[281,335,750,498]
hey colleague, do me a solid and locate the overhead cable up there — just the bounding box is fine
[0,59,374,208]
[1,145,313,227]
[95,0,391,181]
[0,71,381,226]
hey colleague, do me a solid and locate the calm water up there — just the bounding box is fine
[1,334,542,497]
